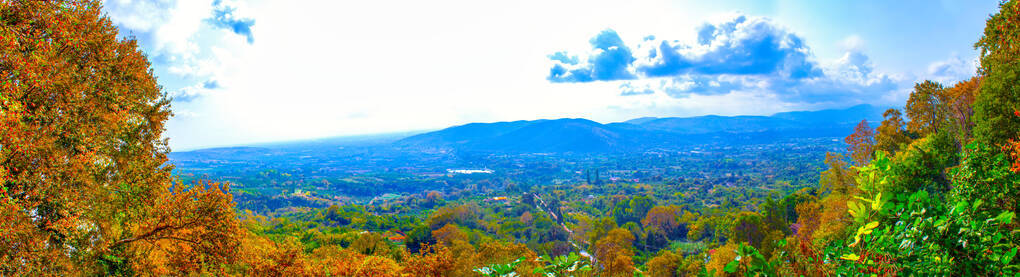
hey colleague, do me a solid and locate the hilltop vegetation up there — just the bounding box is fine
[2,0,1020,276]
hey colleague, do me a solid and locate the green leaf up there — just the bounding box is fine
[1005,247,1018,265]
[724,260,739,273]
[995,211,1015,225]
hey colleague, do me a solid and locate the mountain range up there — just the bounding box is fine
[171,104,886,158]
[394,104,885,153]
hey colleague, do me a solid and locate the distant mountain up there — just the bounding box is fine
[624,115,800,134]
[169,146,275,161]
[396,104,886,153]
[397,118,641,153]
[771,104,884,125]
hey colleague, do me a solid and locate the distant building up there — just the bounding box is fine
[446,168,494,174]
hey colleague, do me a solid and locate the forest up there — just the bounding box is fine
[2,0,1020,276]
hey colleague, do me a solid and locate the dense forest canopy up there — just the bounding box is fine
[2,0,1020,276]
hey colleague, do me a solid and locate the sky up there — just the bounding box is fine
[100,0,1000,151]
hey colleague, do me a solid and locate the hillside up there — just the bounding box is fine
[396,104,885,153]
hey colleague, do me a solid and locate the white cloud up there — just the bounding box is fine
[98,0,989,150]
[925,54,978,84]
[838,35,866,52]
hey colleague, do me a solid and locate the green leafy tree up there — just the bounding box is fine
[875,108,912,155]
[906,80,949,136]
[973,0,1020,145]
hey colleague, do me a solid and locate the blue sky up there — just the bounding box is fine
[101,0,999,150]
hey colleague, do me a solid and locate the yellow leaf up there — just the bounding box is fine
[841,253,860,261]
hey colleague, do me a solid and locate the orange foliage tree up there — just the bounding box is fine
[945,77,981,140]
[403,244,457,277]
[641,205,682,239]
[645,250,683,277]
[845,120,876,166]
[593,228,636,276]
[0,1,239,274]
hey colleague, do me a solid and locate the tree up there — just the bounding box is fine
[646,250,683,277]
[423,191,443,208]
[905,80,949,136]
[0,1,238,274]
[403,244,457,277]
[349,232,391,256]
[814,153,857,244]
[641,206,681,239]
[643,227,670,253]
[431,223,467,248]
[845,120,876,166]
[875,109,911,155]
[973,0,1020,145]
[594,228,636,276]
[945,77,981,141]
[309,247,402,277]
[125,181,242,274]
[818,153,856,196]
[729,212,766,249]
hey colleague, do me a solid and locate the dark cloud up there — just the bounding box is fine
[208,0,255,44]
[547,30,636,82]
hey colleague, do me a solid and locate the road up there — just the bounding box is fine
[530,193,596,265]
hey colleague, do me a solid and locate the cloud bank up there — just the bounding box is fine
[547,14,901,105]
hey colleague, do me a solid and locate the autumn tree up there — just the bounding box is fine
[124,181,243,274]
[432,223,467,247]
[424,190,443,208]
[401,244,456,276]
[593,228,636,276]
[875,108,912,155]
[349,232,392,256]
[814,153,856,243]
[427,203,480,230]
[641,205,683,239]
[645,250,683,277]
[705,243,738,276]
[845,120,876,165]
[474,241,540,272]
[945,77,981,140]
[818,153,856,195]
[906,80,949,136]
[308,247,402,277]
[0,1,240,274]
[973,0,1020,145]
[235,234,311,276]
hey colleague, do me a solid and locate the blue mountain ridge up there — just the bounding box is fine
[394,104,886,153]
